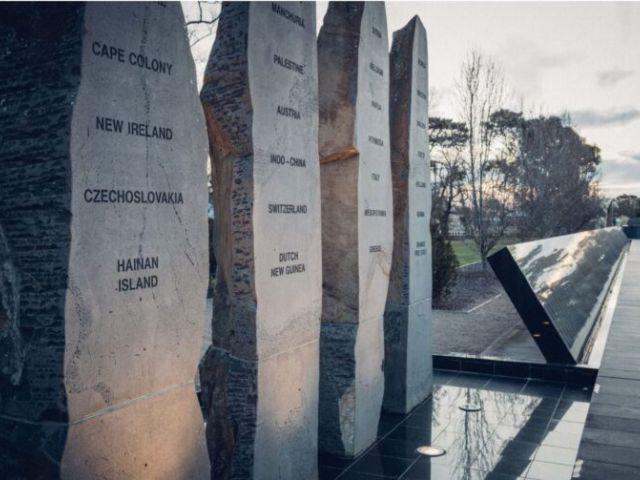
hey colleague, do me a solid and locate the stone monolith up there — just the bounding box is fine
[199,2,321,478]
[384,16,433,414]
[317,2,393,457]
[0,3,209,478]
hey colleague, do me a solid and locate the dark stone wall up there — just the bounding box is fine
[387,18,416,307]
[199,348,257,480]
[200,1,256,360]
[317,2,362,162]
[0,3,85,476]
[317,2,363,324]
[384,16,417,414]
[318,323,357,455]
[199,3,258,478]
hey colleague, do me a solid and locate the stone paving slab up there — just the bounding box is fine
[434,292,543,363]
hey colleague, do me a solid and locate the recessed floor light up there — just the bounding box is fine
[416,446,446,457]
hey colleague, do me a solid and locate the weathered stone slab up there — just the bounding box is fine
[0,3,209,477]
[199,2,321,478]
[384,16,433,414]
[317,2,393,457]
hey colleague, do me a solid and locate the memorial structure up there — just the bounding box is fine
[384,16,433,414]
[199,2,322,478]
[489,227,630,364]
[317,2,393,457]
[0,3,209,478]
[624,217,640,239]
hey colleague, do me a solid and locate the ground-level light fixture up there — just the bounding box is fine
[416,446,447,457]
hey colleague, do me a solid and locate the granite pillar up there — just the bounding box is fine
[199,2,321,479]
[0,3,209,478]
[317,2,393,457]
[384,16,433,414]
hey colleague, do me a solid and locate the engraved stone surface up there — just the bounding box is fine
[199,2,321,478]
[0,3,209,477]
[384,16,433,414]
[317,2,393,457]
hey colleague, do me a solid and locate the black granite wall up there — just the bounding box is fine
[0,4,85,476]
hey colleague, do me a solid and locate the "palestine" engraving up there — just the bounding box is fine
[273,53,305,74]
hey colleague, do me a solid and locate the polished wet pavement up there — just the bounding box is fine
[319,369,592,479]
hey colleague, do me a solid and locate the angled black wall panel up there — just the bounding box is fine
[489,228,629,364]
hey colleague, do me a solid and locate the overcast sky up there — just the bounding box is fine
[187,2,640,198]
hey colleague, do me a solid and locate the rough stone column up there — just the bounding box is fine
[317,2,393,457]
[384,16,433,414]
[199,2,321,479]
[0,3,209,478]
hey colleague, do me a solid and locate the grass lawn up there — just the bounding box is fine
[451,239,510,266]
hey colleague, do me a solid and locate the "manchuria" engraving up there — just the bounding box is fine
[271,2,305,28]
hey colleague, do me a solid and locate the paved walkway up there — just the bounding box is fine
[434,292,544,363]
[575,240,640,478]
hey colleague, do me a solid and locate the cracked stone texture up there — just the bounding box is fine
[318,2,392,457]
[0,3,209,478]
[383,16,433,415]
[199,2,321,478]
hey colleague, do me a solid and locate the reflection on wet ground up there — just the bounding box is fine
[319,369,592,479]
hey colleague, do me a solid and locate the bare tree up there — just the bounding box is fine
[182,1,221,287]
[429,117,468,304]
[430,117,468,235]
[457,50,513,269]
[183,0,221,77]
[183,1,220,46]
